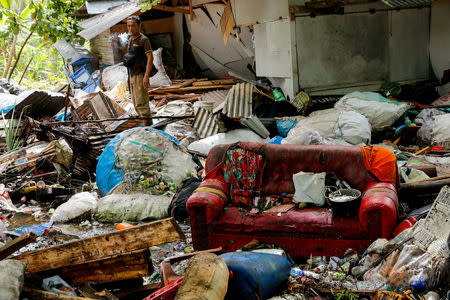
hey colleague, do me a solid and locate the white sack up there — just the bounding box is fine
[292,171,326,206]
[335,92,411,131]
[52,192,98,223]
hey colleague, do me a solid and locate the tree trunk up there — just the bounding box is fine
[18,54,34,84]
[2,34,18,78]
[8,30,34,80]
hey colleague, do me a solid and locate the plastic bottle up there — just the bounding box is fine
[273,89,286,101]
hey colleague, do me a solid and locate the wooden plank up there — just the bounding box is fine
[14,218,184,274]
[39,249,152,285]
[155,84,233,93]
[220,2,235,45]
[414,146,431,156]
[0,232,36,260]
[174,78,197,88]
[192,79,236,86]
[22,286,98,300]
[153,4,190,14]
[153,94,201,100]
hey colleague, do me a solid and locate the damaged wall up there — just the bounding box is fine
[232,0,298,98]
[295,3,430,92]
[184,4,256,80]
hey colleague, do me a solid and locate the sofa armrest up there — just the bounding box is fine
[186,178,229,223]
[359,182,398,239]
[186,178,229,251]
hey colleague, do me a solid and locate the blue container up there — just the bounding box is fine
[220,252,292,300]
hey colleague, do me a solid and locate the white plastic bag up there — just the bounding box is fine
[431,114,450,149]
[150,48,172,87]
[292,171,326,206]
[283,109,371,145]
[335,92,411,131]
[102,63,128,91]
[51,192,98,223]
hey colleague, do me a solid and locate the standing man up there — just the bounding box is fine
[126,16,153,126]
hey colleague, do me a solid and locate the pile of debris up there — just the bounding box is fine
[0,54,449,299]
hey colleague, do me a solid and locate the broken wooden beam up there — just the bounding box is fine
[153,84,233,94]
[22,286,98,300]
[189,0,194,20]
[38,249,153,285]
[192,79,236,86]
[153,4,190,14]
[414,146,431,156]
[0,232,37,260]
[14,218,184,273]
[153,94,201,100]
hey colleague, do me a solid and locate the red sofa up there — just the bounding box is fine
[187,143,399,258]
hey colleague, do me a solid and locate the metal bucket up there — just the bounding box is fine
[328,188,361,217]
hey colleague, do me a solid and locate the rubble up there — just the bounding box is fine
[0,20,449,299]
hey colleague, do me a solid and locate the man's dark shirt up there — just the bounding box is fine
[128,34,152,76]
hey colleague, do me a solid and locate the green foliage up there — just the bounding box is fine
[0,0,85,87]
[2,106,26,152]
[332,289,360,300]
[138,0,162,12]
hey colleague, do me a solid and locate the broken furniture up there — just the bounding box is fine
[187,143,399,258]
[13,218,184,286]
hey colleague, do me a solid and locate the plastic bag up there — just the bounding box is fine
[282,128,326,145]
[431,114,450,149]
[155,100,193,117]
[51,192,98,223]
[276,119,297,138]
[335,92,411,131]
[112,127,196,195]
[283,109,370,145]
[292,171,326,206]
[336,110,371,145]
[102,63,128,91]
[149,48,172,87]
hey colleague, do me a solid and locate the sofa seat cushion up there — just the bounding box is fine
[211,206,367,239]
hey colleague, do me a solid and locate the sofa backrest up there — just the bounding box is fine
[206,143,377,194]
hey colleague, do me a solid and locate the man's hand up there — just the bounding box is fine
[143,76,149,89]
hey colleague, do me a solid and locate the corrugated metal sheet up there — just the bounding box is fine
[220,83,253,118]
[240,115,270,139]
[198,90,228,110]
[381,0,436,7]
[78,1,140,40]
[86,0,128,14]
[5,90,66,118]
[193,107,220,139]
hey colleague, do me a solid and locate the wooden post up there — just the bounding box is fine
[189,0,194,21]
